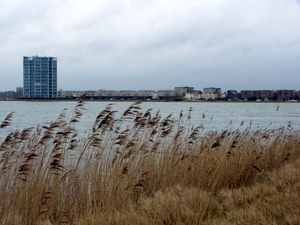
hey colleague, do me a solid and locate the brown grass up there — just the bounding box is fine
[0,101,300,224]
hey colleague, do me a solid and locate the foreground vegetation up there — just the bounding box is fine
[0,101,300,224]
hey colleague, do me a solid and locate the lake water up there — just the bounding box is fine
[0,101,299,141]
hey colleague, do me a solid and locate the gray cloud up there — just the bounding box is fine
[0,0,300,92]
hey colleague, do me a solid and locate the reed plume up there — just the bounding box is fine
[0,111,14,128]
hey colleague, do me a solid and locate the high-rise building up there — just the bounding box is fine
[23,56,57,98]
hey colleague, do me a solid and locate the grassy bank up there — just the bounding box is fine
[1,101,300,224]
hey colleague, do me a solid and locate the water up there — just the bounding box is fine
[0,101,299,141]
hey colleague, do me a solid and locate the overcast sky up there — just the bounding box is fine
[0,0,299,92]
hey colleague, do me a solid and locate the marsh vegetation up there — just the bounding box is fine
[1,100,300,224]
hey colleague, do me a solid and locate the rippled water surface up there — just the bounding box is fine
[0,101,299,141]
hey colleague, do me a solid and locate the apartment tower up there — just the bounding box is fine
[23,56,57,98]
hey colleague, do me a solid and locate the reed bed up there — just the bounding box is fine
[0,100,300,224]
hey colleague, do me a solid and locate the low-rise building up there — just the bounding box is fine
[137,90,155,96]
[296,91,300,99]
[96,90,119,97]
[16,87,24,98]
[157,90,175,100]
[202,87,222,99]
[203,87,221,94]
[275,90,296,100]
[0,91,16,99]
[174,86,194,99]
[227,90,239,100]
[157,90,175,97]
[58,90,86,98]
[254,90,275,100]
[185,90,202,100]
[201,92,218,100]
[118,90,137,97]
[240,90,255,101]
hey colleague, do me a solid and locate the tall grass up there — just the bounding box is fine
[0,100,300,224]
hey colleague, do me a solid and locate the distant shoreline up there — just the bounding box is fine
[0,98,298,103]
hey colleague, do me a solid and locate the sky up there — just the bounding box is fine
[0,0,300,92]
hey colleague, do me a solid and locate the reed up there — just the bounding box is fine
[0,100,300,224]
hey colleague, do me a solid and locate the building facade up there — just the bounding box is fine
[275,90,296,100]
[202,87,222,99]
[16,87,24,98]
[23,56,57,98]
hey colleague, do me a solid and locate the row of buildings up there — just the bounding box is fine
[2,86,299,102]
[56,87,300,101]
[57,87,222,100]
[0,56,299,101]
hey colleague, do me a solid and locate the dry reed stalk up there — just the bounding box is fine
[0,111,14,128]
